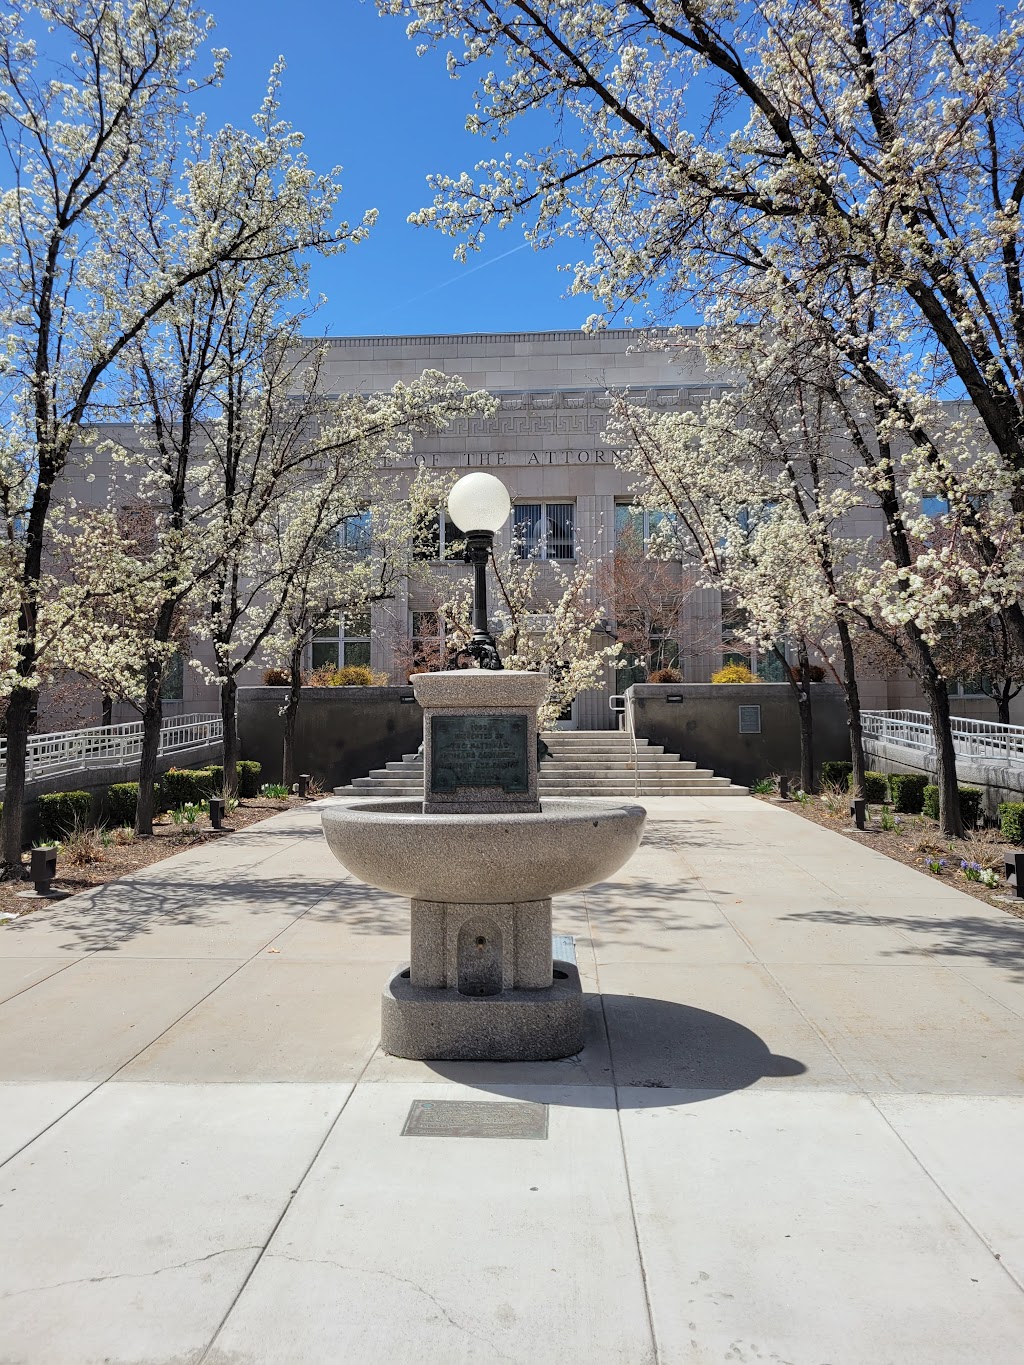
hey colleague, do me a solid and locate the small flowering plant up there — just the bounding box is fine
[170,802,202,828]
[960,859,983,883]
[926,857,947,875]
[979,867,1000,889]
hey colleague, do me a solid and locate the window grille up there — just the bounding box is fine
[513,503,575,560]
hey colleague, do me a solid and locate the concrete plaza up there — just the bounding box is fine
[2,795,1023,1363]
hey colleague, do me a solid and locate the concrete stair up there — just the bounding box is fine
[334,730,747,798]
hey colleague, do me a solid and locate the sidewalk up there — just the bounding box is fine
[1,796,1023,1363]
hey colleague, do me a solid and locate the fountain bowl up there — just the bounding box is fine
[321,797,646,904]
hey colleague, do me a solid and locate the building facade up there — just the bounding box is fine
[47,327,1022,734]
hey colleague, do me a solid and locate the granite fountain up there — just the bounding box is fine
[321,473,646,1061]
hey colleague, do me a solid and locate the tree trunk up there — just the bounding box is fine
[135,674,164,837]
[795,641,815,793]
[996,684,1011,726]
[836,619,867,798]
[917,663,963,838]
[220,674,239,796]
[776,641,815,793]
[282,645,303,788]
[1,688,34,878]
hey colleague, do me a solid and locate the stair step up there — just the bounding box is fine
[340,729,743,799]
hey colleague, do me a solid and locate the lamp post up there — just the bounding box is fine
[446,472,512,671]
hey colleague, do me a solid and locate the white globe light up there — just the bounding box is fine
[447,472,512,534]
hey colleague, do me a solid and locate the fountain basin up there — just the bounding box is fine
[321,797,646,904]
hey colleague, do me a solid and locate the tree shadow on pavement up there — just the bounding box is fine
[783,906,1024,981]
[0,871,406,953]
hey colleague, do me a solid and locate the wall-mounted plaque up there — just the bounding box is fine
[738,704,762,734]
[430,714,529,793]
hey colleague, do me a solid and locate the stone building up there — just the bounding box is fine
[47,326,1022,733]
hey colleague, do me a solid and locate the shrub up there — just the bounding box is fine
[923,783,983,826]
[649,666,683,684]
[308,663,342,687]
[61,824,107,866]
[38,790,93,840]
[711,662,755,684]
[821,760,853,788]
[998,802,1024,845]
[263,667,290,685]
[336,664,375,686]
[204,765,224,790]
[788,663,826,683]
[959,786,983,829]
[237,760,261,797]
[106,782,138,826]
[888,773,927,815]
[161,768,216,807]
[856,771,889,804]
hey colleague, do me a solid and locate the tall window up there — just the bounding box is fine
[614,503,668,554]
[339,509,371,553]
[161,652,184,701]
[513,502,575,560]
[413,509,462,561]
[311,611,372,670]
[411,611,443,668]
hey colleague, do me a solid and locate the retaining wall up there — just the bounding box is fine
[7,739,223,840]
[626,683,850,788]
[237,686,422,790]
[863,736,1024,818]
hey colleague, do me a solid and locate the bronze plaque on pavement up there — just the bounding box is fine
[402,1099,548,1139]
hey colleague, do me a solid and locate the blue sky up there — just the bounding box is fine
[195,0,613,337]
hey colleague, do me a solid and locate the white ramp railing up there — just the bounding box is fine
[0,713,223,790]
[862,709,1024,767]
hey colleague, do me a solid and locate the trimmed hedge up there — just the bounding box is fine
[888,773,928,815]
[107,782,138,826]
[237,760,261,798]
[960,786,983,828]
[924,783,983,826]
[39,790,93,839]
[853,770,889,804]
[161,768,216,807]
[821,760,853,788]
[204,765,224,791]
[998,802,1024,845]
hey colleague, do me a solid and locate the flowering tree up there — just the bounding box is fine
[0,2,354,873]
[389,0,1024,832]
[595,517,703,682]
[427,543,621,729]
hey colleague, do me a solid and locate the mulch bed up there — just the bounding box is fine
[757,794,1024,922]
[0,795,306,922]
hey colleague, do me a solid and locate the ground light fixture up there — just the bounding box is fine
[445,472,512,671]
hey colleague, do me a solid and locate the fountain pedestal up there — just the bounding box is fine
[322,671,646,1062]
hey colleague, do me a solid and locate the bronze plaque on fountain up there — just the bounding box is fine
[430,714,529,793]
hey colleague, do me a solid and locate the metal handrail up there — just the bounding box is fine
[609,691,642,797]
[625,693,640,798]
[0,713,223,790]
[862,709,1024,767]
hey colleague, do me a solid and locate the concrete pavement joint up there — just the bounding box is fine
[194,1062,374,1362]
[584,886,662,1365]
